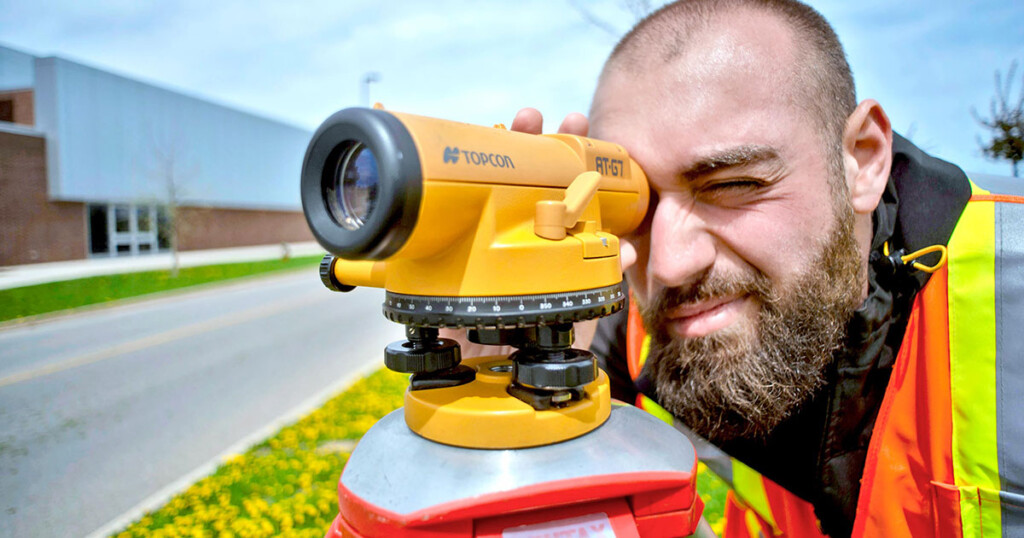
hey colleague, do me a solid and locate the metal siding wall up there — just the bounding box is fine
[32,57,63,197]
[0,45,35,90]
[37,56,310,210]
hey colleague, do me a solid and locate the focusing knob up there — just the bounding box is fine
[468,323,574,349]
[385,338,461,374]
[511,348,597,390]
[320,255,355,292]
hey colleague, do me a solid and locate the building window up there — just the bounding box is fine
[157,207,171,250]
[87,203,169,257]
[88,205,109,254]
[137,207,152,232]
[0,99,13,123]
[114,205,130,233]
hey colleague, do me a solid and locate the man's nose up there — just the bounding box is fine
[647,198,715,289]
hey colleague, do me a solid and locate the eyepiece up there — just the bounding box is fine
[301,108,422,260]
[326,142,379,231]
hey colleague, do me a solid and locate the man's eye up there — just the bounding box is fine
[702,180,763,193]
[695,179,766,205]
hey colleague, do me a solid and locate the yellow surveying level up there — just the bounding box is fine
[302,107,648,297]
[301,107,703,537]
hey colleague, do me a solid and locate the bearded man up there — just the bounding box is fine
[510,0,1024,536]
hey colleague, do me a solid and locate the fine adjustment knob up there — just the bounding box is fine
[320,255,355,292]
[384,338,461,374]
[511,348,597,390]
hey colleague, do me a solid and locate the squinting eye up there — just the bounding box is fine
[706,180,761,192]
[696,180,765,204]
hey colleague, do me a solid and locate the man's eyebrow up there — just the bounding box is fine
[681,145,782,181]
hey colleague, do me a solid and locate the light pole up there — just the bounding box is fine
[361,72,381,107]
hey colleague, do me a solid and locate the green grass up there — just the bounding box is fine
[0,255,323,323]
[113,367,728,537]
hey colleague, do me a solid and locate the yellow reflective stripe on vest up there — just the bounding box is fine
[732,459,779,533]
[639,333,651,371]
[948,181,1002,535]
[638,394,675,425]
[634,333,675,425]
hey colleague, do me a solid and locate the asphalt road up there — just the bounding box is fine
[0,270,403,537]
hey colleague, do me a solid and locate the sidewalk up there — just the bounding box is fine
[0,241,325,290]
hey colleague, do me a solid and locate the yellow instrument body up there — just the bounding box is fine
[405,355,611,449]
[332,111,649,298]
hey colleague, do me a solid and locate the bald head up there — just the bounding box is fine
[596,0,855,163]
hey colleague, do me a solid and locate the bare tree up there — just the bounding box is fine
[568,0,655,37]
[623,0,654,21]
[147,133,199,277]
[973,60,1024,177]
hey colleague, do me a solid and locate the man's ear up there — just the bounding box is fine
[843,99,892,215]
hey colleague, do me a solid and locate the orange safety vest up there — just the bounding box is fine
[625,179,1024,537]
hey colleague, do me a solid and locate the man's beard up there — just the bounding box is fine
[637,203,863,444]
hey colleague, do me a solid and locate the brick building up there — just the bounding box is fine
[0,44,314,266]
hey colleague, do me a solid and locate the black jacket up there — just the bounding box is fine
[589,134,972,537]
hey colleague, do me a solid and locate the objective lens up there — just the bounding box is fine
[327,142,379,230]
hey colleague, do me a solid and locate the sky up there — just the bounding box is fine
[1,0,1022,177]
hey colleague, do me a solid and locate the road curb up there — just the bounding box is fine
[84,358,384,538]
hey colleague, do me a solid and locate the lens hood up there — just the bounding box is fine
[301,108,422,259]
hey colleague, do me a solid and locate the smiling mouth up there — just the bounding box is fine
[665,295,749,338]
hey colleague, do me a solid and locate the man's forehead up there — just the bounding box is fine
[591,8,800,129]
[591,11,805,153]
[675,12,796,86]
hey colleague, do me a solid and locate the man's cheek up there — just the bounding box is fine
[619,237,639,272]
[623,265,646,303]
